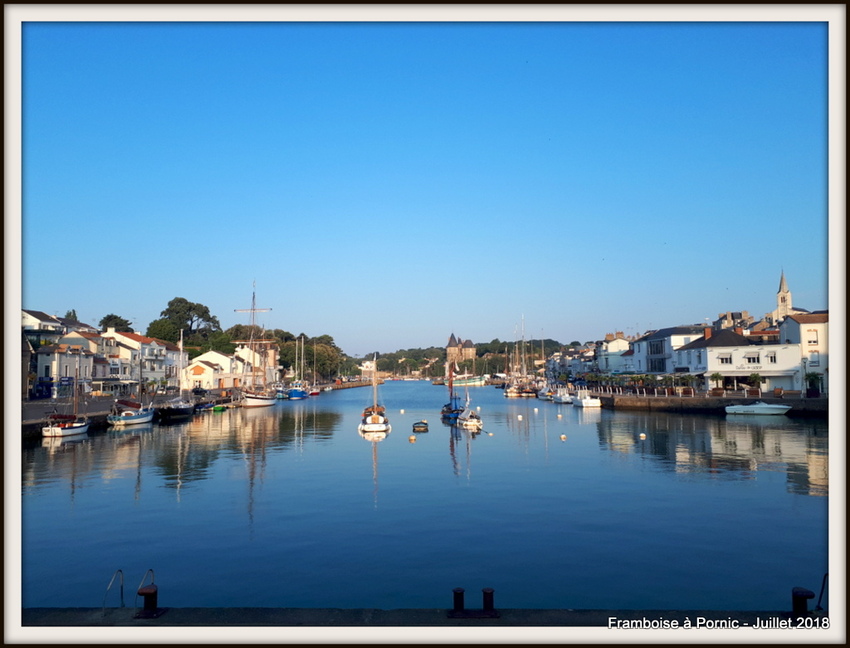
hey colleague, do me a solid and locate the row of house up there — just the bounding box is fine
[21,310,281,399]
[548,312,829,394]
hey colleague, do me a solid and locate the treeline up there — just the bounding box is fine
[84,301,585,381]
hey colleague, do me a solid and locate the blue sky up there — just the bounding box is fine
[11,7,839,357]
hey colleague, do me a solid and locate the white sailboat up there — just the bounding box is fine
[358,355,391,439]
[236,283,276,408]
[43,360,89,437]
[457,386,483,431]
[107,347,154,426]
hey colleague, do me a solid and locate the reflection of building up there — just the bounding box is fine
[595,414,828,496]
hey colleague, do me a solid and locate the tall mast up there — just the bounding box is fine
[234,281,271,388]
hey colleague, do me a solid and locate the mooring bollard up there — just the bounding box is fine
[482,587,495,611]
[791,586,815,617]
[452,587,465,611]
[138,583,158,614]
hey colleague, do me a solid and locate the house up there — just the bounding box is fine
[99,328,169,394]
[779,312,829,393]
[596,332,632,374]
[674,328,804,391]
[34,344,95,398]
[631,326,705,374]
[186,350,244,391]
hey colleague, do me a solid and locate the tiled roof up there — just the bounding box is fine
[787,313,828,324]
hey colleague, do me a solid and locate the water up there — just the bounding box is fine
[20,381,829,611]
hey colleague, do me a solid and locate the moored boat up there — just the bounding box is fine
[572,388,602,408]
[412,420,429,433]
[107,399,155,426]
[358,355,391,436]
[43,364,89,437]
[725,401,792,416]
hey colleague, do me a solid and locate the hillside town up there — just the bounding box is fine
[20,272,828,401]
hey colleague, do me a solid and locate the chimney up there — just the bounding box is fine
[703,327,712,340]
[734,327,743,336]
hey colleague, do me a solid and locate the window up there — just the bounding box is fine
[717,353,732,365]
[744,353,760,364]
[809,351,820,367]
[807,329,819,345]
[766,352,777,364]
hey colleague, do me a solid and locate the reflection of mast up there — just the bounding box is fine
[449,424,461,477]
[370,441,379,509]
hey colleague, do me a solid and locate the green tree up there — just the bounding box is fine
[64,309,78,321]
[100,313,134,332]
[160,297,221,344]
[710,372,724,389]
[748,373,763,388]
[146,318,180,343]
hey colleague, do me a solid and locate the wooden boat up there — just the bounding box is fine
[725,401,792,416]
[358,355,391,436]
[237,284,276,408]
[107,399,155,426]
[412,420,429,433]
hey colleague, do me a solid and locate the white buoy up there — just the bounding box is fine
[476,406,481,411]
[409,435,416,443]
[639,433,646,440]
[517,415,523,421]
[560,434,567,441]
[488,432,494,436]
[534,407,538,413]
[557,413,562,419]
[400,409,405,414]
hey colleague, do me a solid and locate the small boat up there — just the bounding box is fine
[157,396,196,423]
[457,388,483,431]
[212,404,228,412]
[440,364,463,422]
[358,355,391,436]
[107,398,155,426]
[552,387,573,404]
[572,389,602,408]
[287,381,309,400]
[43,364,89,437]
[725,401,792,416]
[412,420,429,433]
[194,401,216,413]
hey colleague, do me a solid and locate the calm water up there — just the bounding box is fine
[20,381,829,611]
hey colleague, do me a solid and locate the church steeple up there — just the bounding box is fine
[776,270,792,321]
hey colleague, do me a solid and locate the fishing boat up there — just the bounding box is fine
[725,401,792,416]
[236,283,276,408]
[572,388,602,408]
[287,336,309,399]
[43,364,90,437]
[452,374,487,387]
[358,355,391,436]
[107,398,155,427]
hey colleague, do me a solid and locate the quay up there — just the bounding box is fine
[19,381,373,439]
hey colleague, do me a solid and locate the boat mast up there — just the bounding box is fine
[234,281,271,390]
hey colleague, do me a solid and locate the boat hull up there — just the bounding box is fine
[725,403,791,415]
[42,420,90,437]
[242,394,276,408]
[107,409,155,426]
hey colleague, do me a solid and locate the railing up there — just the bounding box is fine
[101,569,125,616]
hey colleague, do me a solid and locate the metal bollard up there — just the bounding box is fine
[138,583,158,614]
[791,587,815,617]
[452,587,465,611]
[482,587,495,611]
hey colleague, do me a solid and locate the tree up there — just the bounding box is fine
[146,318,180,343]
[100,313,133,332]
[748,373,763,388]
[64,309,78,321]
[160,297,221,343]
[710,372,724,389]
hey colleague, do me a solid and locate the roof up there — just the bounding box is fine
[22,309,58,323]
[787,313,828,324]
[677,329,754,351]
[642,326,706,340]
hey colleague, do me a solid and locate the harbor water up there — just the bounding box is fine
[20,381,829,612]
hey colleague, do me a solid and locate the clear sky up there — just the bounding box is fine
[10,6,840,357]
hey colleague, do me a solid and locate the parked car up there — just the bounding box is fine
[192,387,208,397]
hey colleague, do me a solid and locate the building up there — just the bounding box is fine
[446,333,476,365]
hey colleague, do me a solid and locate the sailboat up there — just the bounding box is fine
[237,284,276,408]
[158,329,195,422]
[440,363,463,422]
[108,347,155,426]
[287,335,308,400]
[457,385,483,431]
[43,360,89,437]
[357,355,391,439]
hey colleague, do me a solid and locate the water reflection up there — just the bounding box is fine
[595,413,828,496]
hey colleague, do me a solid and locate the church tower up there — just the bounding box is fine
[776,270,792,322]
